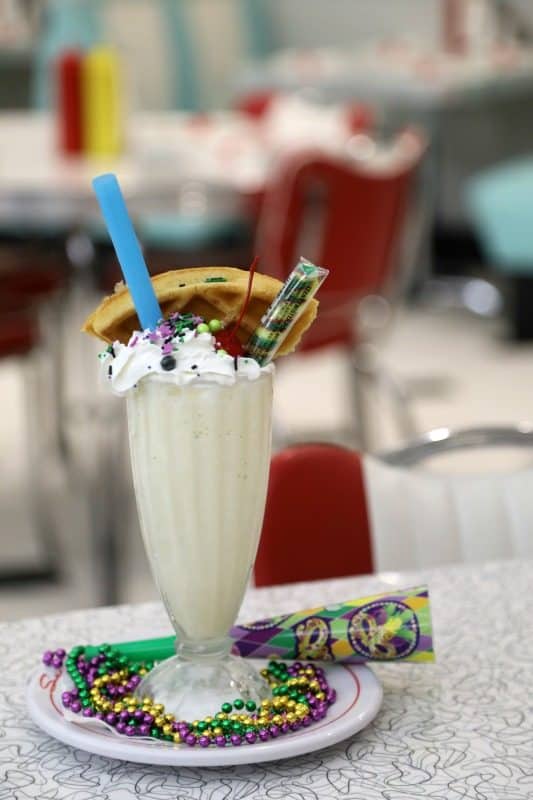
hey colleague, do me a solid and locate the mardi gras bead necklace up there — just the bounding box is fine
[43,646,336,748]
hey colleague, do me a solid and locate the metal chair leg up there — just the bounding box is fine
[89,402,127,606]
[351,344,418,452]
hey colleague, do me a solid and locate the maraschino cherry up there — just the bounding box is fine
[216,256,259,358]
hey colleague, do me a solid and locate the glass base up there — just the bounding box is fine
[134,652,269,720]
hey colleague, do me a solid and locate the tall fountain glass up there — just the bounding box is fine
[126,371,273,719]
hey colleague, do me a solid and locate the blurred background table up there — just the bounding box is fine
[0,110,266,233]
[3,558,532,798]
[236,40,533,241]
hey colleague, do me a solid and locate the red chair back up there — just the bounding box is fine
[254,443,373,587]
[256,130,425,350]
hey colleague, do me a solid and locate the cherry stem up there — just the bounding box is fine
[227,256,259,347]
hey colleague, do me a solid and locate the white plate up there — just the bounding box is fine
[26,662,382,767]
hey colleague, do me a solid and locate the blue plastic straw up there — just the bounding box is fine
[92,173,162,330]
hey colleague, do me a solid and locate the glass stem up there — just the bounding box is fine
[175,636,231,663]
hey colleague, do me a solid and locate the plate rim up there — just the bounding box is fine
[26,662,383,767]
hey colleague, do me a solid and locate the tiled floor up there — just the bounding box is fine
[1,304,532,621]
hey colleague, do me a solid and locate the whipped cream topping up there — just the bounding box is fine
[100,316,271,396]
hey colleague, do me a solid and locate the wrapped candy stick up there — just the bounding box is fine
[245,257,329,365]
[84,586,433,664]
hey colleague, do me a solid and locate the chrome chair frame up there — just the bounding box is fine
[379,423,533,468]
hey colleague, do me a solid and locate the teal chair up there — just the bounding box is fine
[467,158,533,338]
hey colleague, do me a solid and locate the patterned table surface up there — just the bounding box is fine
[2,559,532,799]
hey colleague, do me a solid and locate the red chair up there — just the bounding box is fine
[256,130,426,448]
[254,443,372,587]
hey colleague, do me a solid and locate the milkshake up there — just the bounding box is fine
[127,374,273,643]
[84,252,325,721]
[103,316,273,716]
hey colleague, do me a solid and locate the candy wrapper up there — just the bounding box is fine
[245,257,329,365]
[84,585,433,664]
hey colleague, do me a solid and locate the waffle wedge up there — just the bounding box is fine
[82,266,318,357]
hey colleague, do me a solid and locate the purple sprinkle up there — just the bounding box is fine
[259,729,270,741]
[302,715,312,726]
[82,707,94,718]
[280,722,290,734]
[133,709,144,721]
[95,711,105,721]
[119,710,129,721]
[51,655,62,668]
[270,725,280,737]
[290,720,301,731]
[70,700,81,713]
[230,734,242,746]
[162,342,173,355]
[105,712,117,725]
[56,648,66,658]
[116,721,127,734]
[327,689,337,704]
[61,692,72,707]
[42,650,52,665]
[245,732,257,744]
[199,736,210,748]
[185,734,196,746]
[138,724,151,736]
[215,735,226,747]
[125,726,137,737]
[143,713,154,725]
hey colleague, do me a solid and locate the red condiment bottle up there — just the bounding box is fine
[57,49,83,155]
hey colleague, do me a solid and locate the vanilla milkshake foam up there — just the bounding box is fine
[100,313,274,644]
[127,372,273,642]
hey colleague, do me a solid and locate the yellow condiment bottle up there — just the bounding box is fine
[82,45,123,157]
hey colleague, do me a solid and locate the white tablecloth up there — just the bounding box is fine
[2,558,532,798]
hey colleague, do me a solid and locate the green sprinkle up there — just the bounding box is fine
[221,702,232,714]
[245,700,257,712]
[233,699,244,710]
[204,277,227,283]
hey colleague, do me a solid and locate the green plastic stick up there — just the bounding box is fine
[85,635,176,663]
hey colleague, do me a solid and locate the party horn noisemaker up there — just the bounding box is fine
[84,585,433,664]
[245,257,329,365]
[92,173,162,331]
